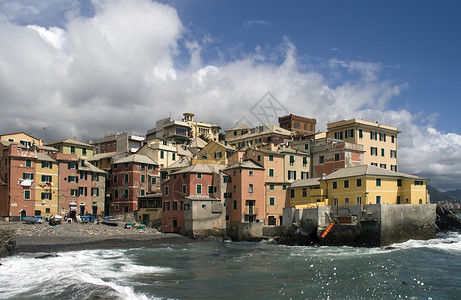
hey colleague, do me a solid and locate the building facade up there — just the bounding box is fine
[278,114,317,137]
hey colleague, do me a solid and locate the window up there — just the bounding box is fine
[224,176,231,183]
[163,202,170,211]
[381,148,385,157]
[303,157,308,166]
[356,196,362,205]
[224,192,232,198]
[41,175,52,183]
[165,186,169,196]
[82,148,87,156]
[92,174,99,182]
[70,146,75,154]
[344,198,350,205]
[269,169,274,177]
[290,189,295,198]
[68,176,78,183]
[289,155,295,166]
[333,198,339,206]
[151,177,157,184]
[114,190,119,199]
[302,188,307,197]
[91,188,99,197]
[390,150,397,158]
[249,170,253,176]
[371,162,378,166]
[345,129,354,138]
[214,152,222,159]
[197,173,202,179]
[269,184,275,190]
[269,197,275,206]
[319,156,324,164]
[305,143,309,150]
[79,187,87,196]
[301,172,308,179]
[257,155,261,161]
[172,153,176,160]
[24,159,32,167]
[113,175,117,184]
[334,131,343,139]
[371,147,378,156]
[173,201,178,211]
[70,189,78,196]
[24,190,30,199]
[233,171,236,176]
[249,184,253,193]
[283,185,287,190]
[380,164,386,169]
[269,155,274,161]
[332,181,338,189]
[68,162,77,169]
[397,179,402,187]
[80,172,87,180]
[196,184,202,194]
[23,173,34,180]
[4,159,7,167]
[344,180,349,188]
[391,165,397,172]
[41,161,52,169]
[376,178,382,187]
[335,153,340,161]
[288,170,297,180]
[233,201,237,209]
[376,195,381,204]
[415,180,424,186]
[233,185,237,192]
[359,129,363,138]
[208,185,214,194]
[124,174,129,183]
[123,189,128,198]
[160,151,164,159]
[141,174,145,183]
[391,136,396,143]
[356,178,362,187]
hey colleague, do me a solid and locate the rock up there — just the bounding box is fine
[0,228,17,258]
[436,205,461,232]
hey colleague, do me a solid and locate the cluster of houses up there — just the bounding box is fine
[0,112,428,239]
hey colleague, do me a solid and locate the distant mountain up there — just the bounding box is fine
[444,189,461,201]
[427,185,458,204]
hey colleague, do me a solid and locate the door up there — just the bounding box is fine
[92,206,98,216]
[80,205,85,216]
[142,214,150,225]
[20,210,27,221]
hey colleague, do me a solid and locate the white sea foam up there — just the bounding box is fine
[0,249,167,299]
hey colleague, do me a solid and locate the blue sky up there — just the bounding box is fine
[0,0,460,190]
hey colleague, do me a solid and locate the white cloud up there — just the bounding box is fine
[0,0,460,191]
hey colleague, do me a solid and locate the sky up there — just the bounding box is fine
[0,0,460,191]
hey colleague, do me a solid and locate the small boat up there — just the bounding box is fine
[101,216,119,226]
[23,216,43,224]
[49,215,63,226]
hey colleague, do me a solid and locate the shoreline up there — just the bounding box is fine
[1,221,196,254]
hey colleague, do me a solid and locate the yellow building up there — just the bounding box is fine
[326,119,399,171]
[192,140,235,165]
[34,153,59,216]
[0,132,43,147]
[45,138,94,159]
[322,165,427,206]
[287,165,427,208]
[286,178,326,209]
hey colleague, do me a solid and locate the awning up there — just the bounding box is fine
[70,206,77,211]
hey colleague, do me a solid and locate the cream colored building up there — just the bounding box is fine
[326,119,399,171]
[45,139,94,159]
[146,113,220,143]
[225,125,293,149]
[0,132,43,148]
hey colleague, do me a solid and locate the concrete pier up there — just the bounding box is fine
[280,204,437,247]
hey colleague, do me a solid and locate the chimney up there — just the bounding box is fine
[320,173,326,180]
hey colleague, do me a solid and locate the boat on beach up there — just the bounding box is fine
[23,216,43,224]
[101,216,119,226]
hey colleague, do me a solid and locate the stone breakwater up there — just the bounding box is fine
[0,221,194,255]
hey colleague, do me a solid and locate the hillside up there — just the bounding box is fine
[444,189,461,201]
[427,185,459,204]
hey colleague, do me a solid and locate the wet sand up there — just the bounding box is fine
[0,221,195,253]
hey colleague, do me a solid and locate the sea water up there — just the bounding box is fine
[1,233,461,299]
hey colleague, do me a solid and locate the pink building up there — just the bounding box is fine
[161,164,221,233]
[224,160,265,224]
[109,154,159,214]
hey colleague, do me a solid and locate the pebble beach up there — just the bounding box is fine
[0,221,195,253]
